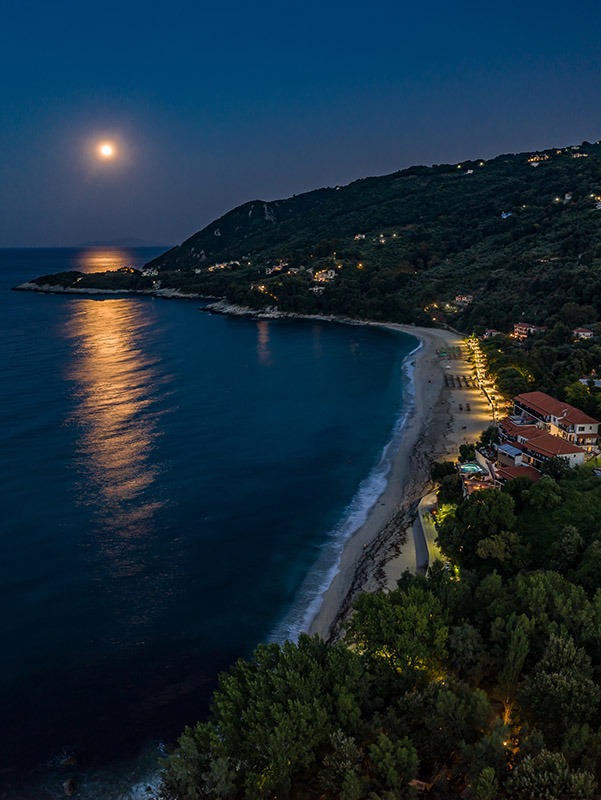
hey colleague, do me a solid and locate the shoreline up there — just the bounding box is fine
[14,284,491,641]
[9,288,492,798]
[12,281,216,300]
[270,336,423,644]
[306,322,493,641]
[14,286,489,641]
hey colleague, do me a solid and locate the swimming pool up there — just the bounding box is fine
[459,462,485,474]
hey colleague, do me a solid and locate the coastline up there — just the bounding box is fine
[14,285,492,641]
[9,287,493,799]
[12,281,214,300]
[14,283,492,642]
[306,322,493,641]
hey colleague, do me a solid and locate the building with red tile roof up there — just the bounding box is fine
[494,465,542,485]
[498,415,586,469]
[513,322,547,340]
[572,328,594,340]
[513,392,599,447]
[513,430,585,468]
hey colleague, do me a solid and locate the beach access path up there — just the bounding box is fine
[308,324,493,641]
[415,491,441,571]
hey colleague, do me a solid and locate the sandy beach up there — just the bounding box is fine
[308,323,493,641]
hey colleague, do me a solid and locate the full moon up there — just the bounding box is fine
[99,143,114,158]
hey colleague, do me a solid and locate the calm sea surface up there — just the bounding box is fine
[0,248,417,797]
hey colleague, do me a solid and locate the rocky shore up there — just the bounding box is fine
[13,281,216,301]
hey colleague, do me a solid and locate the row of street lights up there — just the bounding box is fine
[465,336,499,422]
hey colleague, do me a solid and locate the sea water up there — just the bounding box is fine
[0,248,417,798]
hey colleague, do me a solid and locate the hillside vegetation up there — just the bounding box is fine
[161,462,601,800]
[141,140,601,328]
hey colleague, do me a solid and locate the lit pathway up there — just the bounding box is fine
[464,336,499,421]
[414,490,443,571]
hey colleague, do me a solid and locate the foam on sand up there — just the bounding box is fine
[270,339,421,643]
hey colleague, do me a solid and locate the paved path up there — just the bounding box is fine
[414,490,443,571]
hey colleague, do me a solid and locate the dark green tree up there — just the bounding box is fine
[540,456,571,481]
[431,461,457,481]
[519,635,601,744]
[345,585,448,684]
[365,733,419,799]
[437,474,464,506]
[506,750,596,800]
[547,525,584,572]
[437,490,516,568]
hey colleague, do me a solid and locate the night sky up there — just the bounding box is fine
[3,0,601,247]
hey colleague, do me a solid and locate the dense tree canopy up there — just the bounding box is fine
[161,460,601,799]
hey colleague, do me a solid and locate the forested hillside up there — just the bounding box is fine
[26,139,601,332]
[161,463,601,800]
[143,140,601,328]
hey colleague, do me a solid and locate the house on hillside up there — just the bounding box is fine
[497,416,587,468]
[314,269,336,283]
[513,391,599,448]
[573,327,594,340]
[517,431,586,469]
[496,442,524,468]
[493,464,542,486]
[455,294,473,306]
[498,416,540,444]
[513,322,547,340]
[483,328,502,339]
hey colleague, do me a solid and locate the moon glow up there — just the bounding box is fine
[99,142,114,158]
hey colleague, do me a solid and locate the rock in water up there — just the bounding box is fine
[63,778,78,796]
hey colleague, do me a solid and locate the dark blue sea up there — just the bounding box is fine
[0,247,417,798]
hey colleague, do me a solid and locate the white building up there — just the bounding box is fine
[573,328,594,340]
[513,391,599,448]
